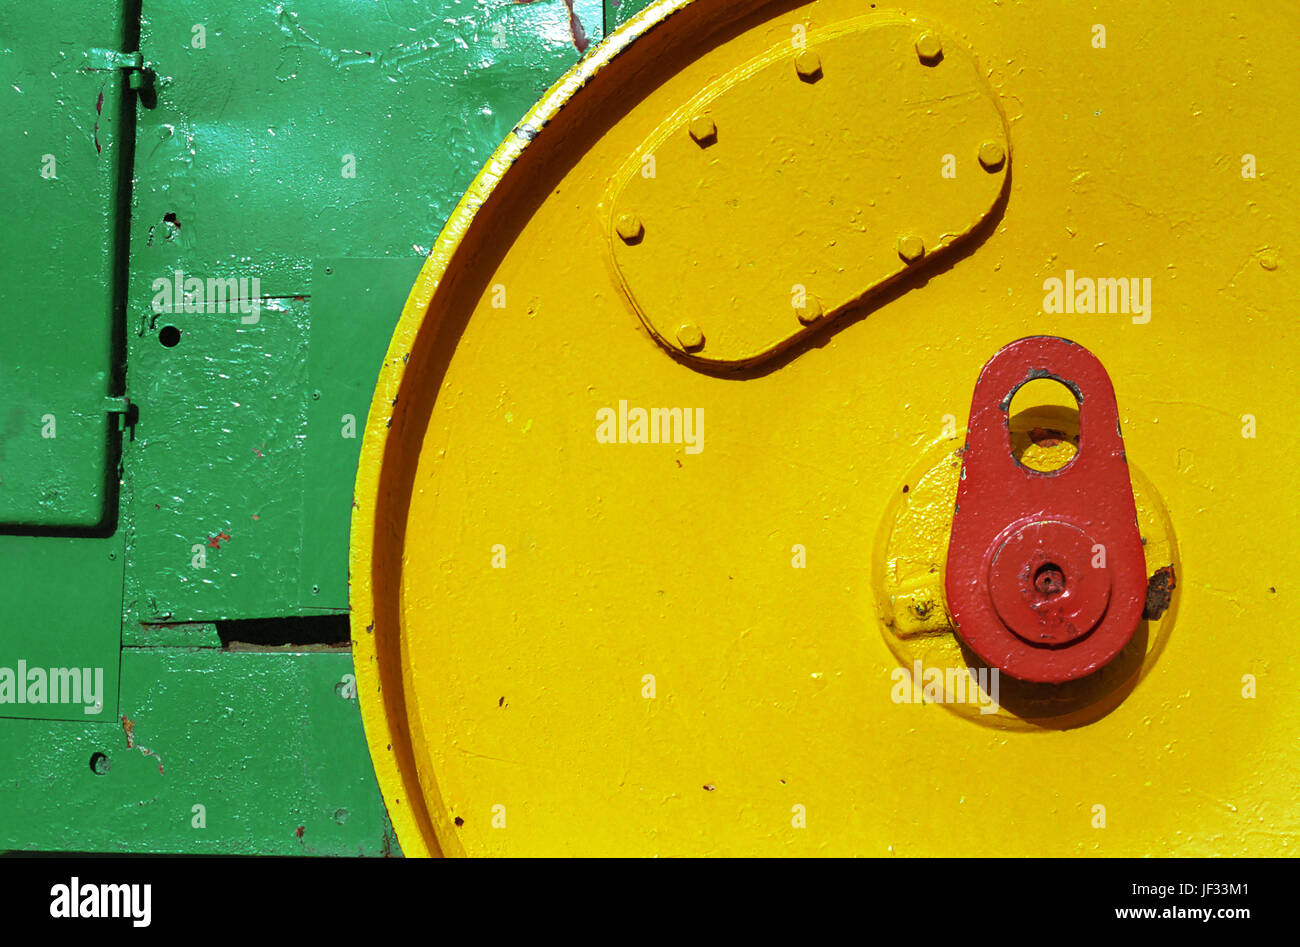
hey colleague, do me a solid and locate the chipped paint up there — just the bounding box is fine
[121,715,165,775]
[1143,565,1178,621]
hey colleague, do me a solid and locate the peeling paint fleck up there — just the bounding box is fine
[121,715,165,775]
[515,0,589,53]
[1143,565,1177,620]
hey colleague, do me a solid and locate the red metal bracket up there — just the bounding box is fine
[945,336,1147,684]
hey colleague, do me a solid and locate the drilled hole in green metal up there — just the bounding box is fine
[158,325,181,348]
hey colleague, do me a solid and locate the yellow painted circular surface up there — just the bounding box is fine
[351,0,1300,856]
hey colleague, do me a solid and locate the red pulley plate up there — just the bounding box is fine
[945,336,1147,684]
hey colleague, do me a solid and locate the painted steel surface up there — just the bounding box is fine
[124,0,602,623]
[353,0,1299,856]
[873,392,1180,731]
[0,0,129,531]
[0,0,129,724]
[606,17,1008,367]
[0,649,393,855]
[946,337,1148,684]
[1,0,602,853]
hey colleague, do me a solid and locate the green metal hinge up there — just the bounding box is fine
[84,48,155,94]
[105,396,134,432]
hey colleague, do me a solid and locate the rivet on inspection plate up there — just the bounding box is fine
[689,115,718,146]
[897,234,926,263]
[796,298,823,325]
[676,322,705,351]
[795,50,822,82]
[616,214,645,244]
[978,140,1006,171]
[915,32,943,65]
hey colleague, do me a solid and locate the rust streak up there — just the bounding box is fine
[514,0,588,52]
[121,714,165,775]
[562,0,589,52]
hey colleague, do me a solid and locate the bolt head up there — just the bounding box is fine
[676,322,705,352]
[796,298,823,325]
[897,234,925,263]
[688,115,717,146]
[915,32,943,64]
[1033,563,1066,597]
[795,50,822,81]
[616,214,644,244]
[978,140,1006,171]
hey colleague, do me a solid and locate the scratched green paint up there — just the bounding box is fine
[0,0,604,852]
[299,259,426,610]
[127,296,315,622]
[122,621,222,650]
[0,649,394,856]
[0,0,128,722]
[125,0,604,623]
[0,0,128,530]
[606,0,660,31]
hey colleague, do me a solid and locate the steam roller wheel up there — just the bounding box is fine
[349,0,1299,855]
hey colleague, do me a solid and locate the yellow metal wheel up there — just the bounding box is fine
[351,0,1299,855]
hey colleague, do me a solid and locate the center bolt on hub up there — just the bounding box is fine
[945,336,1149,684]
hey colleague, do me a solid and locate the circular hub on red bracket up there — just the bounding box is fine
[945,337,1148,684]
[987,520,1111,647]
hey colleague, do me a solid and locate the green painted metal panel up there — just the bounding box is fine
[0,648,395,855]
[606,0,659,31]
[0,0,608,851]
[299,258,425,610]
[0,535,123,722]
[0,1,129,722]
[124,0,604,624]
[0,0,130,529]
[125,0,604,296]
[122,621,222,649]
[126,297,314,622]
